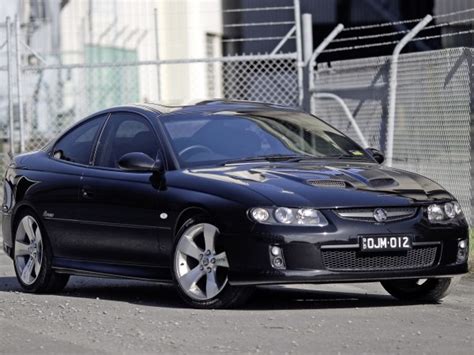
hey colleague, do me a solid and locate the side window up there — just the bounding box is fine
[53,115,107,165]
[94,112,159,168]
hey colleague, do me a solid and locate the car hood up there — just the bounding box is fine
[178,161,452,208]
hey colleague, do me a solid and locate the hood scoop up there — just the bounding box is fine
[368,178,399,188]
[307,179,353,189]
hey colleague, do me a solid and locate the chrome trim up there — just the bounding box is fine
[320,240,441,250]
[334,207,418,222]
[320,244,359,250]
[412,241,441,246]
[42,216,171,230]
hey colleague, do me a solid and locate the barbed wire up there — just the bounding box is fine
[323,29,474,53]
[223,6,293,13]
[223,36,295,43]
[224,21,294,28]
[341,8,474,32]
[332,17,473,43]
[433,7,474,19]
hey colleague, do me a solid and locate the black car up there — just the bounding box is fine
[2,100,469,308]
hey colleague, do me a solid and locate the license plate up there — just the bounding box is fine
[360,236,412,252]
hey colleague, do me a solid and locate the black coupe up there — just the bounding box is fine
[2,100,469,308]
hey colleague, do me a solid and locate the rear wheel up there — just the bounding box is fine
[13,210,69,293]
[381,278,457,303]
[172,217,251,308]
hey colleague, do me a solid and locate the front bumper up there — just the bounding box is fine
[221,211,469,286]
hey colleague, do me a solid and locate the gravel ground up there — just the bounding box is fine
[0,251,472,354]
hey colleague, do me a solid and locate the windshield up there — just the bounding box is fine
[161,110,369,168]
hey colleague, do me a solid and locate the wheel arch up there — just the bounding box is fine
[173,206,211,237]
[11,202,42,237]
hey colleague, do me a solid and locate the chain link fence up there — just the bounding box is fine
[0,6,472,227]
[312,47,473,224]
[17,54,298,154]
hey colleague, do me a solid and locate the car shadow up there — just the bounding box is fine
[0,275,425,310]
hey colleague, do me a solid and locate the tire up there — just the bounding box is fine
[171,216,252,309]
[13,209,70,293]
[381,277,458,303]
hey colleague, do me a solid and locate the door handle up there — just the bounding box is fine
[81,186,94,199]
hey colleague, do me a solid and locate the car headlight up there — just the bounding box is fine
[249,207,328,226]
[427,202,463,223]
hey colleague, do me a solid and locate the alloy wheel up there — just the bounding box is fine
[175,223,229,300]
[14,215,43,285]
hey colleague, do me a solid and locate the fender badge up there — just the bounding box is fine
[43,211,54,218]
[160,213,168,220]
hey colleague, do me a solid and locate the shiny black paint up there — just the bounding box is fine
[2,101,469,285]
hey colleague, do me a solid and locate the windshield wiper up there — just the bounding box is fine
[327,153,367,160]
[222,154,308,165]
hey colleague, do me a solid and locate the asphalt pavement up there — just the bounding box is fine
[0,251,472,354]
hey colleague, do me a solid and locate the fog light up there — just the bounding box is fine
[271,246,281,256]
[273,257,284,267]
[269,245,286,269]
[457,239,468,263]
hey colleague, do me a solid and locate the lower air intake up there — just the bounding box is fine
[321,246,437,272]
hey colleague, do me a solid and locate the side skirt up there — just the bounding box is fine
[52,257,173,283]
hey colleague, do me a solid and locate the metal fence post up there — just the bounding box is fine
[385,14,432,167]
[301,13,312,112]
[307,24,344,113]
[293,0,303,107]
[15,15,25,153]
[6,17,14,156]
[313,93,369,148]
[153,8,161,102]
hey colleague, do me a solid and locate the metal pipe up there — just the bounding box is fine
[15,16,25,153]
[6,17,14,156]
[307,23,344,78]
[301,14,313,63]
[293,0,303,106]
[313,93,369,148]
[20,40,47,64]
[301,14,313,111]
[97,18,117,44]
[270,25,296,55]
[307,24,344,113]
[134,29,148,48]
[21,53,297,72]
[386,14,432,167]
[153,8,161,102]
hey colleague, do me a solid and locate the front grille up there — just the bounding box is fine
[333,207,417,222]
[321,246,437,272]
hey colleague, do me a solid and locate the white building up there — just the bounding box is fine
[1,0,223,142]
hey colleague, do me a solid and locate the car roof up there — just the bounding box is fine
[135,100,302,118]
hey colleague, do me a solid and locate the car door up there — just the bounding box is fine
[75,111,170,267]
[38,114,108,259]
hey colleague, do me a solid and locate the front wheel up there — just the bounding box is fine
[172,217,251,308]
[381,278,457,303]
[13,210,70,293]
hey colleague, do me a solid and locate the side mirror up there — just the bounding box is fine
[53,150,64,159]
[118,152,163,173]
[366,148,385,164]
